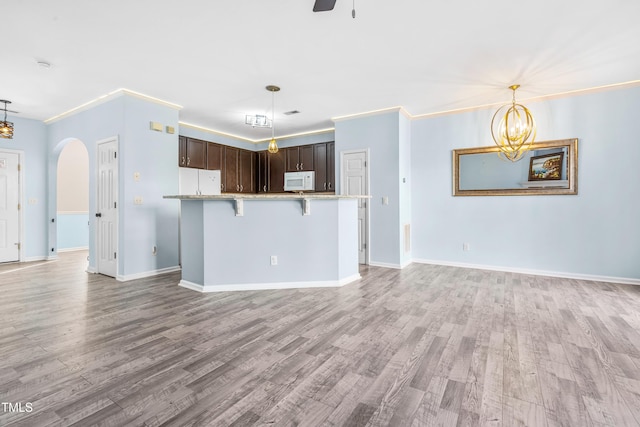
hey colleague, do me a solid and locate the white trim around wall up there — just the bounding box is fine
[412,258,640,286]
[179,274,362,293]
[58,246,89,253]
[116,266,182,282]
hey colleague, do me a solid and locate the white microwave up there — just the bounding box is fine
[284,171,315,192]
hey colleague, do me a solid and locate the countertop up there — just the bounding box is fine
[164,193,370,200]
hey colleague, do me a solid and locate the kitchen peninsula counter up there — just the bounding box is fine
[164,194,367,292]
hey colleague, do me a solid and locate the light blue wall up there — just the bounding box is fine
[178,126,257,151]
[179,198,358,287]
[48,96,125,266]
[179,126,335,152]
[0,116,48,260]
[121,96,180,276]
[57,213,89,250]
[48,94,180,278]
[335,111,401,266]
[255,131,336,150]
[411,86,640,280]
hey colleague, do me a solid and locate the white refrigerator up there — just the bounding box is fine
[179,168,221,195]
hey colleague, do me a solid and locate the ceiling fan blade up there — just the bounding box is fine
[313,0,337,12]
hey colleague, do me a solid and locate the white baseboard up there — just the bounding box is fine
[368,261,403,269]
[86,266,97,274]
[179,274,361,293]
[46,255,58,261]
[117,266,182,282]
[412,258,640,286]
[58,246,89,253]
[23,256,48,262]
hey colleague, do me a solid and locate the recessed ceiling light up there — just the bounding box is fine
[37,61,51,69]
[283,110,300,115]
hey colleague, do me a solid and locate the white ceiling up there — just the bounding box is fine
[5,0,640,141]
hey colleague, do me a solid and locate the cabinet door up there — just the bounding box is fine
[206,142,223,170]
[313,143,328,191]
[179,136,187,167]
[299,145,314,171]
[285,147,300,172]
[239,149,255,193]
[257,151,268,193]
[268,150,286,192]
[327,142,335,192]
[186,138,207,169]
[224,147,239,192]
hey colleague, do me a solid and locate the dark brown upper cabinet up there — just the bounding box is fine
[206,142,224,171]
[223,146,255,193]
[285,145,314,172]
[268,150,286,193]
[257,151,268,193]
[180,137,207,169]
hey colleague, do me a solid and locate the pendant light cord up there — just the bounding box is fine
[271,90,275,139]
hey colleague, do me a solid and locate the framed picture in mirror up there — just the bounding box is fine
[528,152,564,181]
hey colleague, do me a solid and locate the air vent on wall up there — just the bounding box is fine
[283,110,301,116]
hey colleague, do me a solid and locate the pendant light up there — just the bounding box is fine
[0,100,14,139]
[266,85,280,154]
[490,85,536,162]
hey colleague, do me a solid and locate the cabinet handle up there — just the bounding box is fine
[300,163,303,169]
[240,185,243,192]
[187,157,190,166]
[221,183,224,191]
[324,182,327,190]
[264,185,267,192]
[296,163,300,170]
[181,156,185,165]
[328,182,332,190]
[236,184,239,191]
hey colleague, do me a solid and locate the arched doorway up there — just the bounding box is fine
[54,138,89,262]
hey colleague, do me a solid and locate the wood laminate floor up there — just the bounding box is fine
[2,251,640,426]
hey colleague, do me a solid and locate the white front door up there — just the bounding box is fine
[341,150,369,264]
[0,151,20,263]
[96,138,118,277]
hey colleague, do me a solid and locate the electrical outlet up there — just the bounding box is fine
[152,245,157,255]
[134,196,143,205]
[463,243,471,251]
[270,255,278,266]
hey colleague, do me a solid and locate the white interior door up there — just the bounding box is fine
[96,138,118,277]
[0,151,20,263]
[341,150,369,264]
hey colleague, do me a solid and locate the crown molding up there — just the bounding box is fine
[44,88,182,124]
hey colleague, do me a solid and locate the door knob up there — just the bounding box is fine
[95,213,102,217]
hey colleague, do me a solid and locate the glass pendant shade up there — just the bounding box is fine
[267,138,278,153]
[0,100,13,139]
[490,85,536,162]
[0,120,13,139]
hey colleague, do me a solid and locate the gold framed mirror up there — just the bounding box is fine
[453,138,578,196]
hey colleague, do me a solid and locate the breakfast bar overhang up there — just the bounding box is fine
[164,194,367,292]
